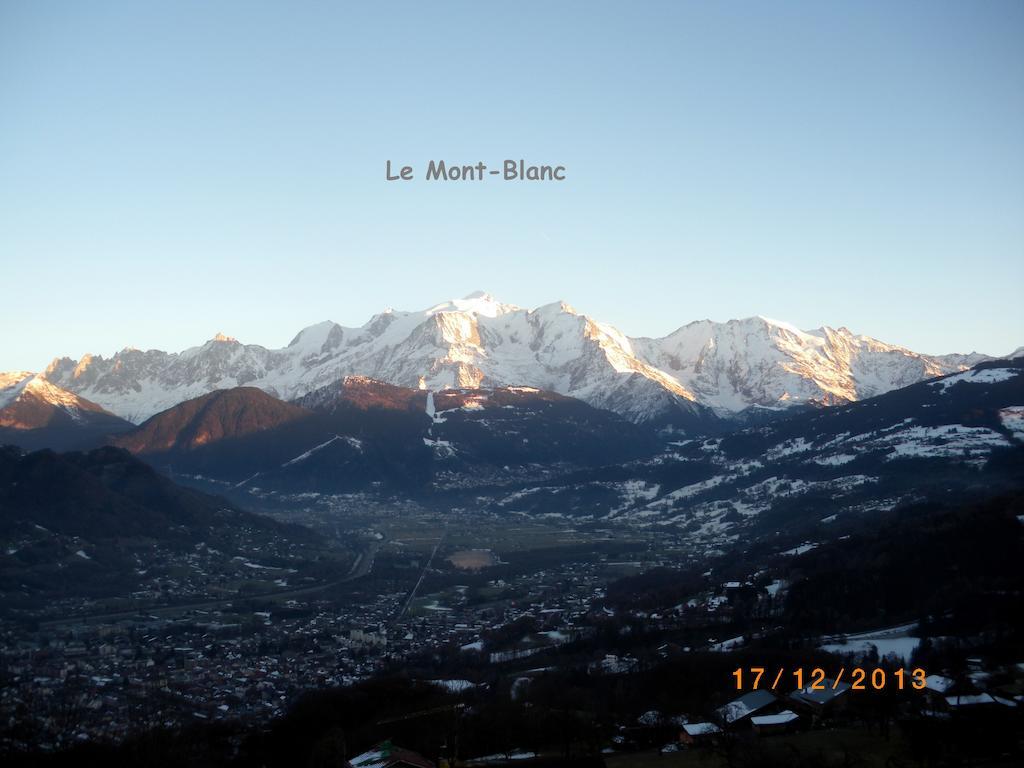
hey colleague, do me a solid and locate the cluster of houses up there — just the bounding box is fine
[677,681,851,746]
[673,662,1024,750]
[918,666,1023,717]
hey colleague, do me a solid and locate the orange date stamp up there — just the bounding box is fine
[732,667,927,691]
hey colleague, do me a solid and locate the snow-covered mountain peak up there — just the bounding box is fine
[425,291,519,318]
[753,315,817,338]
[0,372,114,422]
[0,370,131,449]
[21,375,91,412]
[287,321,343,353]
[526,300,578,321]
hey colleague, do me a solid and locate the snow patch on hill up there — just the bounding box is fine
[999,406,1024,441]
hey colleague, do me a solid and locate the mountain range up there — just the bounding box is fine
[24,292,1017,428]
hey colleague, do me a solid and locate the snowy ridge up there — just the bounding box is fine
[929,366,1021,392]
[25,292,1018,424]
[0,372,35,410]
[633,318,999,414]
[0,372,110,424]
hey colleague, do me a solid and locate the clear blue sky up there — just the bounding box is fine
[2,1,1022,371]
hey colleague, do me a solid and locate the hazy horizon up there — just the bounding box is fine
[2,2,1022,370]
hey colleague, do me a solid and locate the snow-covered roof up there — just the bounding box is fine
[945,693,996,708]
[682,722,722,736]
[924,674,955,693]
[716,690,776,723]
[751,710,799,726]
